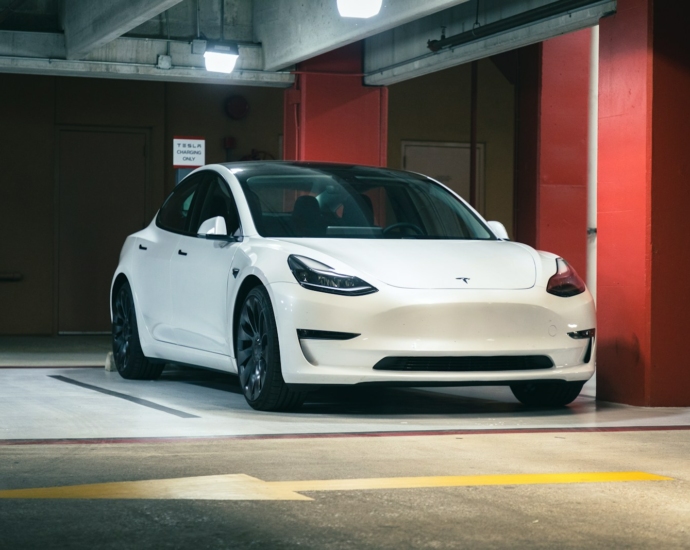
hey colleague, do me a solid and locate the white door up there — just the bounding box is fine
[133,231,179,344]
[170,174,242,355]
[135,172,205,343]
[170,237,238,354]
[402,141,485,213]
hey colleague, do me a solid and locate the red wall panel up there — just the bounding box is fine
[283,42,388,166]
[537,29,590,277]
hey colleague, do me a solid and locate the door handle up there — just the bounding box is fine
[0,272,23,282]
[178,250,188,256]
[139,244,147,250]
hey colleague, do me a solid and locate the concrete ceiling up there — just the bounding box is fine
[0,0,615,88]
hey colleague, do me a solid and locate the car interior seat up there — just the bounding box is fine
[291,195,327,237]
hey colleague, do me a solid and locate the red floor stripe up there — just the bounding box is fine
[1,425,689,446]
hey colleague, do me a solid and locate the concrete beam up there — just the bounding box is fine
[0,56,293,87]
[0,30,65,59]
[63,0,184,59]
[364,0,616,86]
[0,31,293,87]
[253,0,470,71]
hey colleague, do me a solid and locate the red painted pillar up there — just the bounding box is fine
[283,42,388,166]
[536,30,590,277]
[597,0,690,406]
[513,32,590,278]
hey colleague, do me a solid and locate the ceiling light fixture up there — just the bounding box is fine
[337,0,382,18]
[204,42,239,73]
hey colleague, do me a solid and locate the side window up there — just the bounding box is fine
[195,175,241,235]
[157,173,205,235]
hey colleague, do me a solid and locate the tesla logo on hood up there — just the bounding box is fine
[456,277,470,284]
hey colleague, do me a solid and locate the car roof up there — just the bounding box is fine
[218,161,414,177]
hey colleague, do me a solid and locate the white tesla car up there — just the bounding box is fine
[111,162,595,411]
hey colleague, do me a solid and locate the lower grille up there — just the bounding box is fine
[373,356,554,372]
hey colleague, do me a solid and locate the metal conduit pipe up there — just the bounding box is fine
[427,0,614,52]
[587,25,599,301]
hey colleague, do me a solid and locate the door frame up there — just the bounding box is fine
[401,140,486,215]
[53,125,152,335]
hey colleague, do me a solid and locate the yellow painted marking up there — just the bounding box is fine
[272,471,672,492]
[0,474,311,501]
[0,471,671,500]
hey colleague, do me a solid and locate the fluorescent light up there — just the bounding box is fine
[203,42,239,74]
[337,0,382,18]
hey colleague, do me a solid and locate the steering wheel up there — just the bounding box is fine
[382,222,425,236]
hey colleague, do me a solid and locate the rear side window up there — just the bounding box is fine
[157,173,205,234]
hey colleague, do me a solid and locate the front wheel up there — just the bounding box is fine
[510,381,584,407]
[112,281,164,380]
[235,286,306,411]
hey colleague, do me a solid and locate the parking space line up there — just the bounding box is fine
[48,375,200,419]
[0,471,672,501]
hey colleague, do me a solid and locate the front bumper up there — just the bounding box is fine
[268,281,596,386]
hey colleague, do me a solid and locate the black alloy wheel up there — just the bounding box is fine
[236,286,306,411]
[510,381,584,407]
[112,282,164,380]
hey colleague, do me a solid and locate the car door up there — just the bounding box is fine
[134,173,205,343]
[170,172,242,355]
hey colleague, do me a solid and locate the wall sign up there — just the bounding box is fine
[173,136,205,168]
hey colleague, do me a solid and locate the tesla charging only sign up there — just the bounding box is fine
[173,137,205,168]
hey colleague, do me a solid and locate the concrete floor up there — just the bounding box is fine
[0,335,111,367]
[1,338,689,548]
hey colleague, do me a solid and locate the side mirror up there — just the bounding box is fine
[487,220,510,240]
[197,216,234,241]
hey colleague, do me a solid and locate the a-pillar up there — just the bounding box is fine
[597,0,690,406]
[283,42,388,166]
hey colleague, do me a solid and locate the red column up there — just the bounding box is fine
[537,30,590,277]
[513,32,590,278]
[283,42,388,166]
[598,0,690,406]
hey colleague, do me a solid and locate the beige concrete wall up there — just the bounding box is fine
[164,83,284,193]
[387,58,515,235]
[0,74,283,334]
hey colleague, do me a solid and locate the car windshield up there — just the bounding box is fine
[233,164,494,240]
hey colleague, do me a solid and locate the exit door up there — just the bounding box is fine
[57,128,149,333]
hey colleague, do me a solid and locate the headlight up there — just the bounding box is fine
[547,258,586,297]
[287,255,378,296]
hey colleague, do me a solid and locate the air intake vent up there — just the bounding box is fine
[373,356,554,372]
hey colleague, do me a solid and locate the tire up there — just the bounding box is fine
[510,381,584,407]
[112,281,164,380]
[236,286,306,411]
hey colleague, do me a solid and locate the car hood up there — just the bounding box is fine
[278,239,536,290]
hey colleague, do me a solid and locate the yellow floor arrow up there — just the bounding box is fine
[0,471,672,501]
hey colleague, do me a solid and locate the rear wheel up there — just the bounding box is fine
[510,381,584,407]
[236,286,306,411]
[112,282,164,380]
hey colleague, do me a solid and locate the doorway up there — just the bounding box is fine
[57,128,149,333]
[402,141,486,214]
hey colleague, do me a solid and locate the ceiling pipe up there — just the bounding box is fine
[427,0,613,52]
